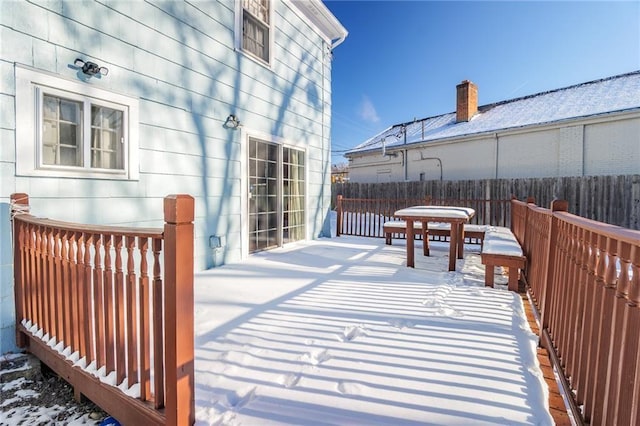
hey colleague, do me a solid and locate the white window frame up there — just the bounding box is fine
[235,0,273,66]
[16,66,139,180]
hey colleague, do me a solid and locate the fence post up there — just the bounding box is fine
[10,193,30,348]
[539,199,568,344]
[163,194,195,426]
[336,195,343,237]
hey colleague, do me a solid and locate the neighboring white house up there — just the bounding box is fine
[0,0,346,353]
[345,72,640,183]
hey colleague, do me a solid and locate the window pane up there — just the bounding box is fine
[60,147,78,166]
[91,105,124,170]
[243,10,269,62]
[43,97,58,119]
[42,95,82,167]
[59,123,78,147]
[268,143,277,161]
[243,0,269,24]
[59,100,80,122]
[282,147,305,243]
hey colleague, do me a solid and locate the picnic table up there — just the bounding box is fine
[393,206,476,271]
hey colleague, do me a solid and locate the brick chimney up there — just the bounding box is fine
[456,80,478,122]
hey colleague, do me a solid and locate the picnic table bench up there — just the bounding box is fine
[480,227,526,292]
[383,221,487,246]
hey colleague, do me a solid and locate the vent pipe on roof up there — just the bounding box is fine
[456,80,478,122]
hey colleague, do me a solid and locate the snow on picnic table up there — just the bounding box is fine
[193,235,553,426]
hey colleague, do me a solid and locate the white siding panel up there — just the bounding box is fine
[15,176,147,199]
[409,140,496,181]
[0,129,15,163]
[0,94,15,129]
[20,196,161,227]
[498,130,560,178]
[32,38,58,71]
[139,125,241,161]
[141,174,239,200]
[5,1,50,39]
[584,118,640,175]
[0,27,33,66]
[0,60,15,96]
[0,163,15,195]
[348,154,403,183]
[558,126,584,176]
[140,149,241,179]
[138,100,209,136]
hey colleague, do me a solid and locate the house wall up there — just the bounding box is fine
[407,138,496,181]
[0,0,337,354]
[584,118,640,175]
[347,113,640,183]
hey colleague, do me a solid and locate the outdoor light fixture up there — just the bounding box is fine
[224,114,242,129]
[74,58,109,76]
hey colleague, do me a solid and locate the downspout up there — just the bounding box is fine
[494,132,499,179]
[581,125,585,176]
[321,40,329,237]
[403,125,408,181]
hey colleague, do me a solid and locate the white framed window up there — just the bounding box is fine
[16,66,139,180]
[238,0,271,65]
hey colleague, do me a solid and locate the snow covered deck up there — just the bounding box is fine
[193,236,554,425]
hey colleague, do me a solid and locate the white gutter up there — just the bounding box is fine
[289,0,348,49]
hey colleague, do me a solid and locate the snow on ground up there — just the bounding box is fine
[193,235,553,426]
[0,353,107,425]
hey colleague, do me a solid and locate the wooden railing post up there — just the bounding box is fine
[10,193,30,348]
[521,197,536,253]
[539,199,568,343]
[163,194,195,426]
[336,195,343,237]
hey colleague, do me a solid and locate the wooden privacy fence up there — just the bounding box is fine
[514,198,640,426]
[9,193,195,426]
[332,174,640,230]
[335,195,511,238]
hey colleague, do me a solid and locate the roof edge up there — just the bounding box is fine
[345,106,640,157]
[289,0,348,48]
[395,70,640,128]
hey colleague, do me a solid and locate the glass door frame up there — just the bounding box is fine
[241,134,308,257]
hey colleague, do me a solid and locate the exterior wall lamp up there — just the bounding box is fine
[74,58,109,76]
[224,114,242,130]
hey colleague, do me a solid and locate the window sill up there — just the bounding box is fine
[17,167,138,181]
[236,48,272,70]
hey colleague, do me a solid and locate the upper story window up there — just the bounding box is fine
[241,0,271,64]
[16,66,139,180]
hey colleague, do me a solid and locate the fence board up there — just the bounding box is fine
[332,174,640,230]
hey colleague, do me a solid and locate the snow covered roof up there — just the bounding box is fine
[346,71,640,156]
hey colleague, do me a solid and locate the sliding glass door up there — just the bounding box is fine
[248,138,305,253]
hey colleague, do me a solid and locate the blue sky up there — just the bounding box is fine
[324,0,640,165]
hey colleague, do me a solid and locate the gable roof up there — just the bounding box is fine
[346,71,640,156]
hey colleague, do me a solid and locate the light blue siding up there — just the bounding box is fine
[0,0,341,353]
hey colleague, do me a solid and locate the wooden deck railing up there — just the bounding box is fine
[336,195,639,424]
[335,195,512,238]
[517,198,640,426]
[10,193,195,426]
